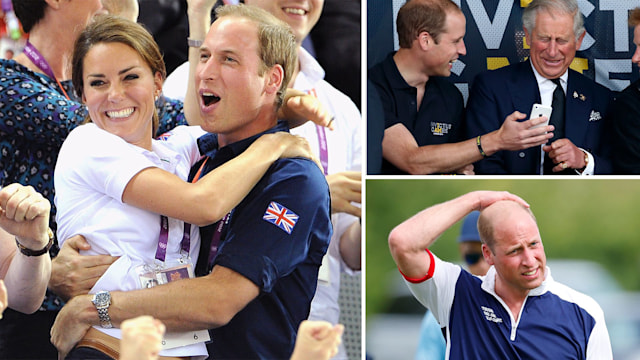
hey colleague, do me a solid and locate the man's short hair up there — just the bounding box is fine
[396,0,461,48]
[477,203,537,252]
[215,4,297,110]
[629,7,640,27]
[522,0,585,42]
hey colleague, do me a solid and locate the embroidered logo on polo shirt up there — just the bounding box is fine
[157,131,173,141]
[263,201,299,234]
[481,306,503,324]
[431,122,452,136]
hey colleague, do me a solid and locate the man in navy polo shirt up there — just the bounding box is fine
[368,0,554,175]
[188,5,331,358]
[389,191,612,359]
[184,4,330,358]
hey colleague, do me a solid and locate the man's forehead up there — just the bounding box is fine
[533,10,575,31]
[484,200,525,214]
[207,16,259,47]
[443,10,465,32]
[482,201,535,226]
[210,16,257,35]
[490,204,538,232]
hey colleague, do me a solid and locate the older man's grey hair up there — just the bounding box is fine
[522,0,585,42]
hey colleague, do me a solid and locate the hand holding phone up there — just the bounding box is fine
[529,104,552,129]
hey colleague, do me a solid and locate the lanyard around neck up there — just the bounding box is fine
[307,88,329,175]
[23,41,71,100]
[154,156,212,263]
[156,215,192,262]
[153,159,212,263]
[191,158,230,269]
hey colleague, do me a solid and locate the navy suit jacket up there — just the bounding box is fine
[466,61,614,174]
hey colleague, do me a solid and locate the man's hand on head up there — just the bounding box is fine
[470,191,530,211]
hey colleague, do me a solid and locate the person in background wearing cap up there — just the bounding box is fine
[414,211,489,360]
[454,211,491,276]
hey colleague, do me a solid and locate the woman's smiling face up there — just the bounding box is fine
[82,42,162,150]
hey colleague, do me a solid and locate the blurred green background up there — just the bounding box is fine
[365,179,640,319]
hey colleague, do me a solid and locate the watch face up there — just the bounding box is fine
[93,291,110,306]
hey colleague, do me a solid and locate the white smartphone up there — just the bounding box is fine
[529,103,552,129]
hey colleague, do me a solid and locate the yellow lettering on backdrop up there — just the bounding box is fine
[569,57,588,74]
[521,0,532,7]
[487,57,510,70]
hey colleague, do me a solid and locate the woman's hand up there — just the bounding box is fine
[279,89,335,130]
[255,132,322,170]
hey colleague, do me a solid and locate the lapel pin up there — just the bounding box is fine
[573,91,578,98]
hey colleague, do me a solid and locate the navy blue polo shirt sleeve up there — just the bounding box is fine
[368,54,403,130]
[214,158,332,293]
[369,54,466,143]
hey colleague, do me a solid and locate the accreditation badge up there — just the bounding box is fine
[136,258,195,289]
[135,258,211,349]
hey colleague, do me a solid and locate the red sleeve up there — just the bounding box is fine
[398,249,435,284]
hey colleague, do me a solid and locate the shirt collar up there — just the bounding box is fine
[386,51,414,90]
[530,60,568,92]
[480,265,554,298]
[196,121,290,160]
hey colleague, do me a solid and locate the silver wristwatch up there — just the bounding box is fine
[91,291,113,329]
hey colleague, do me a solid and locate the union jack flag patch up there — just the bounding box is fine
[262,201,299,234]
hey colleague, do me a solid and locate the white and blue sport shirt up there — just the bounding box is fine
[405,250,612,359]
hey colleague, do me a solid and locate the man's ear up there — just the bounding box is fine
[482,243,494,266]
[264,64,284,95]
[418,31,432,50]
[575,29,586,51]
